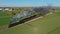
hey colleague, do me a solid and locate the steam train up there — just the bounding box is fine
[10,10,40,24]
[9,7,51,28]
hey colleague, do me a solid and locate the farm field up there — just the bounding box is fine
[0,9,60,34]
[0,11,12,26]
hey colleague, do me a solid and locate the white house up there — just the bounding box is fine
[4,8,9,10]
[0,8,2,10]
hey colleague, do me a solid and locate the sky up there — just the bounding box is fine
[0,0,60,7]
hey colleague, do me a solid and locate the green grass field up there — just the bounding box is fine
[0,11,12,26]
[0,10,60,34]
